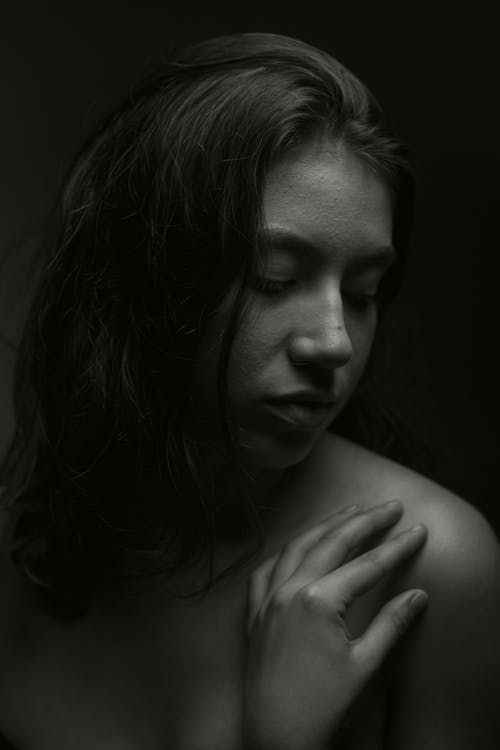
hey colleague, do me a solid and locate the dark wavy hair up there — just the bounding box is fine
[0,32,415,617]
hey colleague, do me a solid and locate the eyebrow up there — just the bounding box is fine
[259,227,397,270]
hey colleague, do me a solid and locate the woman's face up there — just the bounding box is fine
[192,137,394,470]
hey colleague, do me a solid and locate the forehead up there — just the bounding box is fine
[262,138,394,260]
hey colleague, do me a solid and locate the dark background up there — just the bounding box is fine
[1,3,499,530]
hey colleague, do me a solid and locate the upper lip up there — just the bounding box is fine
[265,391,338,405]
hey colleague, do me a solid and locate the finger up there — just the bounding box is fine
[266,504,360,594]
[247,505,358,630]
[257,501,404,624]
[316,524,427,609]
[352,588,429,672]
[247,504,360,632]
[289,499,403,589]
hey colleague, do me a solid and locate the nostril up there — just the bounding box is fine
[288,332,353,369]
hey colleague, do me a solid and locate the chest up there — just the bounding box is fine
[0,587,238,748]
[0,575,388,750]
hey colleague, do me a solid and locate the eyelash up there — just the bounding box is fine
[344,291,381,310]
[252,277,295,295]
[253,276,381,307]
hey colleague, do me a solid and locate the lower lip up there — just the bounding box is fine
[263,400,334,429]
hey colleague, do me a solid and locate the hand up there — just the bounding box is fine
[243,501,428,750]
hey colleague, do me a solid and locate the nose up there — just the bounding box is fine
[287,294,353,369]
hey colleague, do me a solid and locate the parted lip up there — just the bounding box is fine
[265,391,338,405]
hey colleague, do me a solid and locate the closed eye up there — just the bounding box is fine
[252,276,296,296]
[343,289,381,309]
[252,276,382,308]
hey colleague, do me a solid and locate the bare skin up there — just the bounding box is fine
[0,137,498,748]
[0,433,499,749]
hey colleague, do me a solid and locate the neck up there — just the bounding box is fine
[204,458,288,540]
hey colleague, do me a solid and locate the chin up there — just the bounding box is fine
[236,425,325,470]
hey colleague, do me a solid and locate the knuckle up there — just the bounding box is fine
[320,529,342,550]
[361,548,386,574]
[296,585,328,614]
[323,527,348,550]
[330,514,374,549]
[322,526,341,541]
[344,515,375,546]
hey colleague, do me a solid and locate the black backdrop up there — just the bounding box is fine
[1,2,499,530]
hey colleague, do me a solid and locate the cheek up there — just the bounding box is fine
[191,310,271,420]
[347,315,378,376]
[226,320,276,396]
[231,298,297,375]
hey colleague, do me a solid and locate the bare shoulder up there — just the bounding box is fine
[315,432,500,589]
[316,436,500,746]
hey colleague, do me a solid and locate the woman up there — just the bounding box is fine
[0,32,498,749]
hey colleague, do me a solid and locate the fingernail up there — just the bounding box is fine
[408,590,428,611]
[383,499,402,510]
[410,524,426,533]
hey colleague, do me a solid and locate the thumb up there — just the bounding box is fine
[352,589,428,673]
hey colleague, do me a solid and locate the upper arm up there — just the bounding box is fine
[384,494,500,748]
